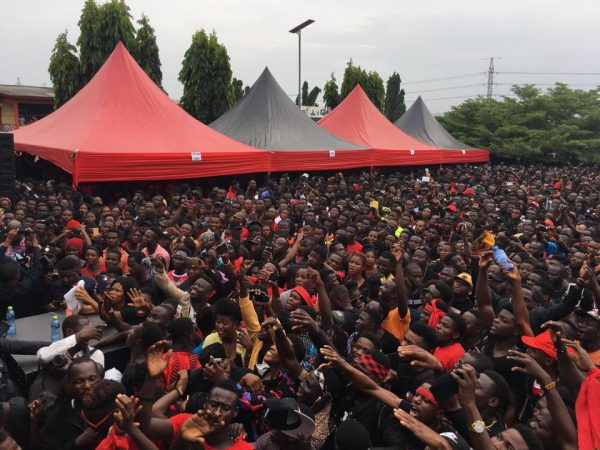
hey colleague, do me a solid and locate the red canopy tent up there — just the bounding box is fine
[318,86,443,167]
[13,42,268,185]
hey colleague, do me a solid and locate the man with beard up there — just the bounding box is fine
[42,358,103,449]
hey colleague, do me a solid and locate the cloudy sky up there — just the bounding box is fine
[2,0,600,113]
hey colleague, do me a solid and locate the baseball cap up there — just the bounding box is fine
[446,204,458,213]
[455,273,473,288]
[229,219,243,230]
[521,330,557,360]
[263,398,315,439]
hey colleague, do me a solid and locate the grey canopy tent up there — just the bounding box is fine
[211,67,369,171]
[394,96,473,150]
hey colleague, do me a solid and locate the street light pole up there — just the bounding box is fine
[289,19,314,108]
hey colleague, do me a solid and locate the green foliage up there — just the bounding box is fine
[77,0,101,83]
[439,83,600,163]
[340,60,385,111]
[133,15,162,88]
[301,81,309,106]
[300,81,321,106]
[384,72,406,122]
[306,87,321,106]
[48,31,82,108]
[77,0,135,84]
[232,77,245,102]
[323,73,341,110]
[179,29,234,123]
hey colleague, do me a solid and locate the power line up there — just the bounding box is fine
[402,72,486,85]
[496,71,600,76]
[404,83,485,94]
[493,82,600,87]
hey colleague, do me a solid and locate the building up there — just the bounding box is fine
[0,84,54,132]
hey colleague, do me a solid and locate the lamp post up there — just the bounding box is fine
[289,19,315,108]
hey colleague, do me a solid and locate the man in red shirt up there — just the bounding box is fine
[139,342,252,449]
[169,380,252,449]
[433,313,466,371]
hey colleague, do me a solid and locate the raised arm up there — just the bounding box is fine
[392,243,408,317]
[308,268,333,329]
[152,257,191,318]
[503,264,533,337]
[320,345,401,409]
[278,231,304,269]
[475,252,495,331]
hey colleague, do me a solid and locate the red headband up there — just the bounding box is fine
[425,299,446,328]
[416,386,439,407]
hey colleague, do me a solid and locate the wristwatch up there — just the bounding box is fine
[470,420,486,434]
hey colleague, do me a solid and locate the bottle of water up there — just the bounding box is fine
[6,307,15,335]
[492,246,514,272]
[51,315,61,342]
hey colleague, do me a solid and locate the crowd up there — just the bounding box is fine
[0,162,599,450]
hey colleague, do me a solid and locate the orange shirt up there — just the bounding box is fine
[382,308,411,341]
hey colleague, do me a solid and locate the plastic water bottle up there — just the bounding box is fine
[492,246,514,272]
[51,315,61,342]
[6,307,15,335]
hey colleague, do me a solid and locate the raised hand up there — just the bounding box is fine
[478,251,494,271]
[74,323,104,344]
[127,288,150,310]
[397,345,442,371]
[507,350,551,383]
[501,262,522,282]
[180,410,224,444]
[393,408,450,449]
[319,345,347,369]
[237,327,253,353]
[146,340,171,379]
[451,364,477,405]
[114,394,142,434]
[290,308,318,332]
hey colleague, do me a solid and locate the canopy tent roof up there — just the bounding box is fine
[395,96,474,149]
[13,42,268,185]
[318,86,443,167]
[211,67,368,171]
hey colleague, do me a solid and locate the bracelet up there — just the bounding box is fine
[543,381,557,392]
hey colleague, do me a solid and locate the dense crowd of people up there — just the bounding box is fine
[0,162,599,449]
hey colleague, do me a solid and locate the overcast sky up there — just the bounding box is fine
[2,0,600,113]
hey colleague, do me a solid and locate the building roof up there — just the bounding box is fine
[0,85,54,99]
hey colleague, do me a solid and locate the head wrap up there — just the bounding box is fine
[425,299,446,328]
[416,385,439,407]
[354,352,388,384]
[292,286,316,309]
[65,237,84,256]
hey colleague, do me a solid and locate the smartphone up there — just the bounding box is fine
[216,243,228,255]
[102,299,112,314]
[92,227,100,237]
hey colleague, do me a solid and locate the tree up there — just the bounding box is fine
[78,0,136,84]
[133,15,162,88]
[77,0,101,83]
[301,81,310,106]
[232,77,245,102]
[439,83,600,163]
[306,87,321,106]
[323,73,340,110]
[48,31,83,108]
[384,72,406,122]
[340,60,385,111]
[179,30,234,123]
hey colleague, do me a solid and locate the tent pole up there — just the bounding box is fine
[298,29,301,107]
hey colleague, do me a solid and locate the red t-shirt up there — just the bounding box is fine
[169,414,253,449]
[434,342,465,371]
